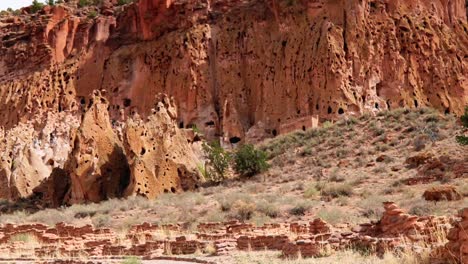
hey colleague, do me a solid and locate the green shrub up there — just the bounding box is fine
[321,183,353,198]
[289,203,310,216]
[231,200,255,221]
[303,184,319,199]
[30,0,45,13]
[47,0,55,5]
[88,10,97,18]
[78,0,89,7]
[233,144,269,177]
[456,106,468,145]
[78,0,101,7]
[117,0,134,5]
[202,141,231,182]
[121,256,141,264]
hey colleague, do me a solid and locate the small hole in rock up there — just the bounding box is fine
[229,137,241,144]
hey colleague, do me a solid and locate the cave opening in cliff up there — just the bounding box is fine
[414,99,419,108]
[327,106,332,114]
[272,129,278,136]
[205,121,215,127]
[229,137,241,144]
[123,98,132,107]
[338,108,344,115]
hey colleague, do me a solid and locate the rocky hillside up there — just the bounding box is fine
[0,0,467,205]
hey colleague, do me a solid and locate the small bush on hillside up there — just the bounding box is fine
[121,256,142,264]
[321,183,353,198]
[47,0,55,5]
[231,200,255,221]
[78,0,102,7]
[233,144,269,177]
[117,0,135,5]
[31,0,45,13]
[289,203,311,216]
[456,106,468,145]
[303,184,319,199]
[413,135,428,151]
[88,10,97,18]
[202,141,231,182]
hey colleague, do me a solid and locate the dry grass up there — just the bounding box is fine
[228,250,429,264]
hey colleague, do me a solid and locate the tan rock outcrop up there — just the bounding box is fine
[432,208,468,264]
[0,113,79,200]
[64,90,130,204]
[123,94,200,198]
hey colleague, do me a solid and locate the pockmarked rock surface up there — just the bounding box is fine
[0,0,467,146]
[6,89,201,206]
[123,94,200,198]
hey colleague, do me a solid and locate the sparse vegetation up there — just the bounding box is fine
[289,204,309,216]
[88,10,98,18]
[320,183,354,198]
[0,107,464,263]
[121,256,141,264]
[78,0,102,7]
[117,0,135,5]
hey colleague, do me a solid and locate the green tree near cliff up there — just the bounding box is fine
[31,0,45,13]
[202,141,231,182]
[456,106,468,145]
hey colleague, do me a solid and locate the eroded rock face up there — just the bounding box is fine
[0,0,467,201]
[431,208,468,263]
[0,0,467,144]
[0,113,79,200]
[30,90,200,206]
[64,90,130,204]
[123,94,200,198]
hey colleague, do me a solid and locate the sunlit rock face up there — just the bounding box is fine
[0,0,466,203]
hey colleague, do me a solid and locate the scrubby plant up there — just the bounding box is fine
[289,203,310,216]
[47,0,55,5]
[231,200,255,221]
[78,0,102,7]
[233,144,269,177]
[321,183,353,198]
[117,0,134,5]
[121,256,142,264]
[456,106,468,145]
[30,0,45,13]
[202,141,231,182]
[88,10,98,18]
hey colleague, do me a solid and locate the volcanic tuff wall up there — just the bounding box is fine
[0,0,467,202]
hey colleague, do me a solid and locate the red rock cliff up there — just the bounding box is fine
[0,0,467,202]
[1,0,467,143]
